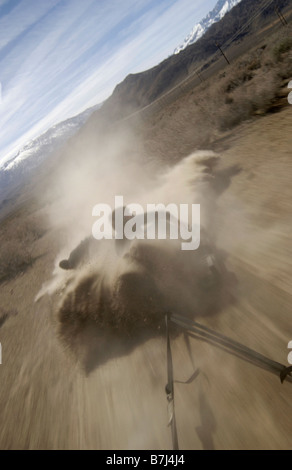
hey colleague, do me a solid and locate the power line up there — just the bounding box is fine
[122,0,285,123]
[219,0,276,51]
[155,0,278,107]
[179,0,278,82]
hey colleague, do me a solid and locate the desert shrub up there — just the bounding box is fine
[0,241,33,283]
[210,49,282,131]
[224,70,254,93]
[0,215,45,283]
[14,217,46,243]
[145,30,291,155]
[248,69,280,111]
[216,93,254,131]
[276,53,292,80]
[273,37,292,62]
[0,307,18,327]
[247,58,262,71]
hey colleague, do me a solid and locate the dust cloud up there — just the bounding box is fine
[36,121,238,372]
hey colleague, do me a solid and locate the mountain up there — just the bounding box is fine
[0,104,100,202]
[174,0,243,54]
[102,0,290,120]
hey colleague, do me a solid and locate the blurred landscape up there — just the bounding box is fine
[0,0,291,450]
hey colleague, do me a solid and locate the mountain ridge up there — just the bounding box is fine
[101,0,290,119]
[0,104,100,202]
[174,0,242,54]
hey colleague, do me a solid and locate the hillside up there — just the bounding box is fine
[174,0,242,54]
[0,105,100,209]
[101,0,291,119]
[0,0,291,449]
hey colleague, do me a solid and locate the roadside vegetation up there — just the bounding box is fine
[0,214,46,283]
[143,29,292,162]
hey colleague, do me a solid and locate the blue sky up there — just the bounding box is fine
[0,0,216,165]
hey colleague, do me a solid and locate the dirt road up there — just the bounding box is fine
[0,105,291,450]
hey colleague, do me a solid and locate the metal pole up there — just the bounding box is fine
[215,42,230,65]
[196,71,204,83]
[275,6,288,26]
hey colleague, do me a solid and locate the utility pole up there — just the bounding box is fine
[215,42,230,65]
[275,5,288,26]
[196,70,204,83]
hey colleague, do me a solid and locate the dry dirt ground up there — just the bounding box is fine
[0,101,291,448]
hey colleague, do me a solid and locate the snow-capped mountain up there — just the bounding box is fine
[0,104,100,202]
[174,0,242,54]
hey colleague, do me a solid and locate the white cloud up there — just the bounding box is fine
[0,0,61,50]
[0,0,216,165]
